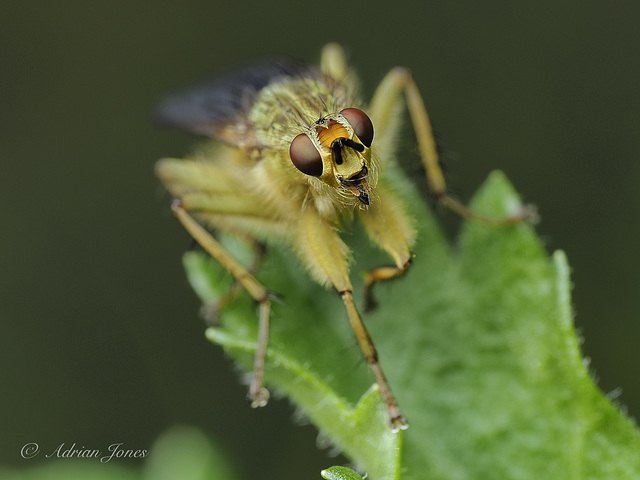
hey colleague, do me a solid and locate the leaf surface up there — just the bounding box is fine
[185,171,640,479]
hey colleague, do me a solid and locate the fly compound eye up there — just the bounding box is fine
[340,108,374,148]
[289,133,323,176]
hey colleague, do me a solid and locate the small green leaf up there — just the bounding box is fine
[184,171,640,479]
[321,465,365,480]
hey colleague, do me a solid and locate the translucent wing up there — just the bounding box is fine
[154,59,314,147]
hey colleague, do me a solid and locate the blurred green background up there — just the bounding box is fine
[2,1,639,479]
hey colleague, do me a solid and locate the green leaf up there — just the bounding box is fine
[321,465,365,480]
[184,171,640,479]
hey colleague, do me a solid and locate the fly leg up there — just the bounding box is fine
[295,209,408,431]
[341,289,407,431]
[171,201,271,407]
[368,67,536,224]
[201,238,267,325]
[359,183,415,311]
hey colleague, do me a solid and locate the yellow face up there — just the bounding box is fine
[289,108,374,205]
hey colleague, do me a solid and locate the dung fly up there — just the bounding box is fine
[155,44,531,431]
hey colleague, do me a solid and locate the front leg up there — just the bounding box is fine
[358,183,415,311]
[171,201,271,408]
[201,237,267,325]
[293,208,408,431]
[368,67,536,224]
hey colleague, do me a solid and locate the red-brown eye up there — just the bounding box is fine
[289,133,323,176]
[340,108,374,148]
